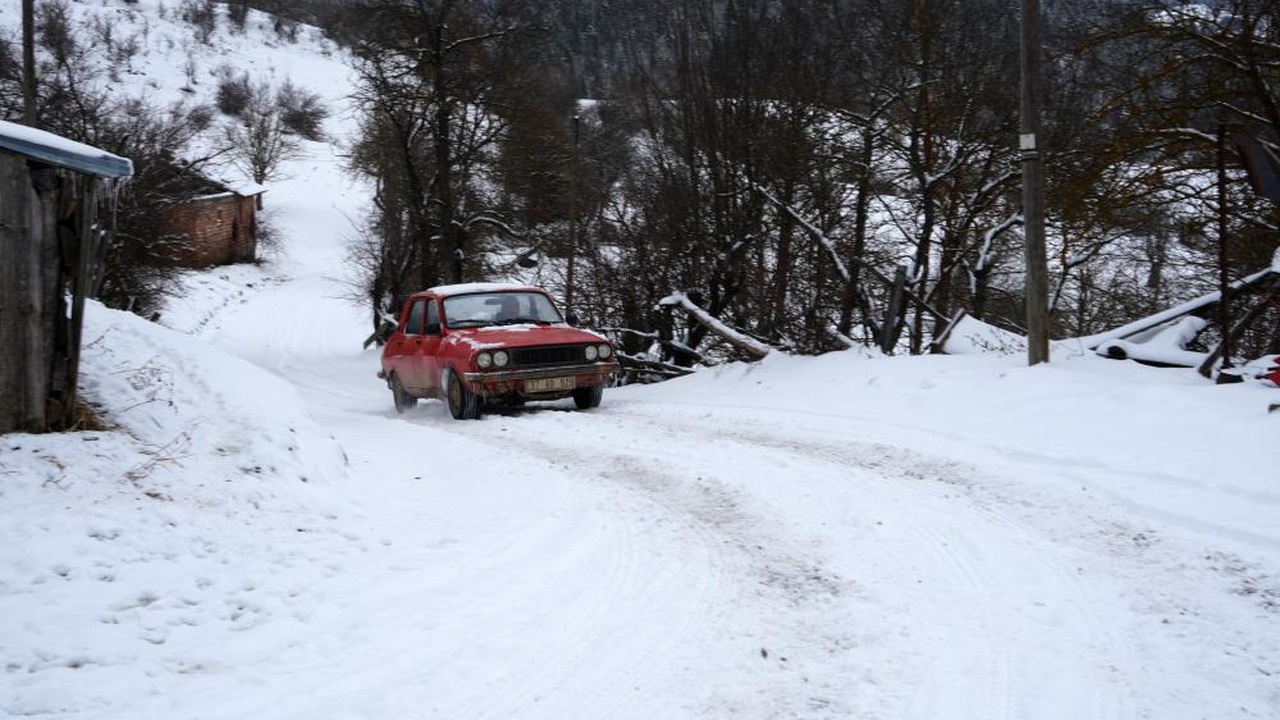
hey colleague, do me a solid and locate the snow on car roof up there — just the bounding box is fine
[427,282,545,297]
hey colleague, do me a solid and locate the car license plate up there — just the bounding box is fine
[525,376,575,393]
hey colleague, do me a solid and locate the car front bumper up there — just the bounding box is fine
[463,361,617,394]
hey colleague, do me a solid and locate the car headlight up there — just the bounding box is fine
[477,352,493,369]
[493,350,510,367]
[598,344,613,359]
[584,345,599,361]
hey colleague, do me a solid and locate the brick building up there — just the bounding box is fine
[156,182,266,268]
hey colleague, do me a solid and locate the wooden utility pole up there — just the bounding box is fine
[22,0,37,126]
[1020,0,1050,364]
[565,114,580,312]
[1208,121,1241,382]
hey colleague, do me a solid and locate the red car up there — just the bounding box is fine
[378,283,618,419]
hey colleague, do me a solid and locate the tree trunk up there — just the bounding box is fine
[910,186,936,354]
[839,129,874,338]
[771,184,795,337]
[432,27,460,285]
[909,0,935,355]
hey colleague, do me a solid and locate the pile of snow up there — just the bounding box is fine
[0,302,361,716]
[81,300,348,488]
[936,313,1028,355]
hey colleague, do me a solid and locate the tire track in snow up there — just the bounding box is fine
[440,410,860,719]
[325,408,741,720]
[670,415,1144,720]
[163,412,700,720]
[493,403,1145,720]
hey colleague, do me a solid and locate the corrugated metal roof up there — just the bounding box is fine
[0,120,133,178]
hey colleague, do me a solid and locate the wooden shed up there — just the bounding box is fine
[0,120,133,434]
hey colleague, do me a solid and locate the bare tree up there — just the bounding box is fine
[1042,0,1280,340]
[346,0,545,333]
[224,82,299,185]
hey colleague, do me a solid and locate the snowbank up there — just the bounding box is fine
[81,301,347,489]
[936,314,1027,355]
[0,302,361,716]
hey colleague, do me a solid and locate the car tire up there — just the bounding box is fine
[444,368,482,420]
[572,384,603,410]
[390,372,417,413]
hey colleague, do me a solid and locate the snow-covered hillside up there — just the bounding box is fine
[3,2,1280,719]
[0,0,356,193]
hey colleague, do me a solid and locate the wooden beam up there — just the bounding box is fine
[63,177,98,428]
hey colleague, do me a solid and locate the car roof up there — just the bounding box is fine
[420,283,546,299]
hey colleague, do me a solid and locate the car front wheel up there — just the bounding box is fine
[390,372,417,413]
[572,384,603,410]
[444,368,482,420]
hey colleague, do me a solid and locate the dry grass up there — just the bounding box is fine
[67,399,114,432]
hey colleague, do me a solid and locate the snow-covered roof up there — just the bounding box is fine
[214,178,267,197]
[0,119,133,179]
[427,282,544,297]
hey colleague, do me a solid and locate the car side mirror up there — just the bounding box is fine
[565,313,580,326]
[425,322,442,335]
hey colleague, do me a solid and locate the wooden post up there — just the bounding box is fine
[880,265,907,354]
[1209,121,1239,382]
[0,154,46,433]
[62,177,99,428]
[565,114,580,313]
[22,0,36,126]
[1021,0,1050,365]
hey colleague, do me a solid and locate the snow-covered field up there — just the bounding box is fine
[4,2,1280,718]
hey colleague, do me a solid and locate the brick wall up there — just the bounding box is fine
[156,192,259,268]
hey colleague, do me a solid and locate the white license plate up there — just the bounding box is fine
[524,376,575,393]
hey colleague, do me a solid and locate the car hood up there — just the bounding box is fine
[443,324,608,353]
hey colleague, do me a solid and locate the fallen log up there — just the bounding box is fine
[657,292,773,361]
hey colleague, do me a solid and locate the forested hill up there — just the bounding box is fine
[5,0,1279,366]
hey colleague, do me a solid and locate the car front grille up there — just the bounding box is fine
[511,344,586,368]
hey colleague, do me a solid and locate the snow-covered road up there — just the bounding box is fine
[169,258,1280,718]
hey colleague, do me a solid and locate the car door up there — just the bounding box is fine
[416,297,445,397]
[385,298,426,391]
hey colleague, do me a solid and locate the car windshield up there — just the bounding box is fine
[443,292,564,328]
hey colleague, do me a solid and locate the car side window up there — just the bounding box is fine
[425,299,440,334]
[404,300,425,335]
[529,294,562,322]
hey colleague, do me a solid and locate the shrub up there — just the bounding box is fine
[216,70,254,116]
[227,1,249,32]
[179,0,216,44]
[37,0,76,64]
[187,103,215,132]
[276,80,328,141]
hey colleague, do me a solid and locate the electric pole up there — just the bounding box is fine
[23,0,37,126]
[1020,0,1050,365]
[565,113,580,312]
